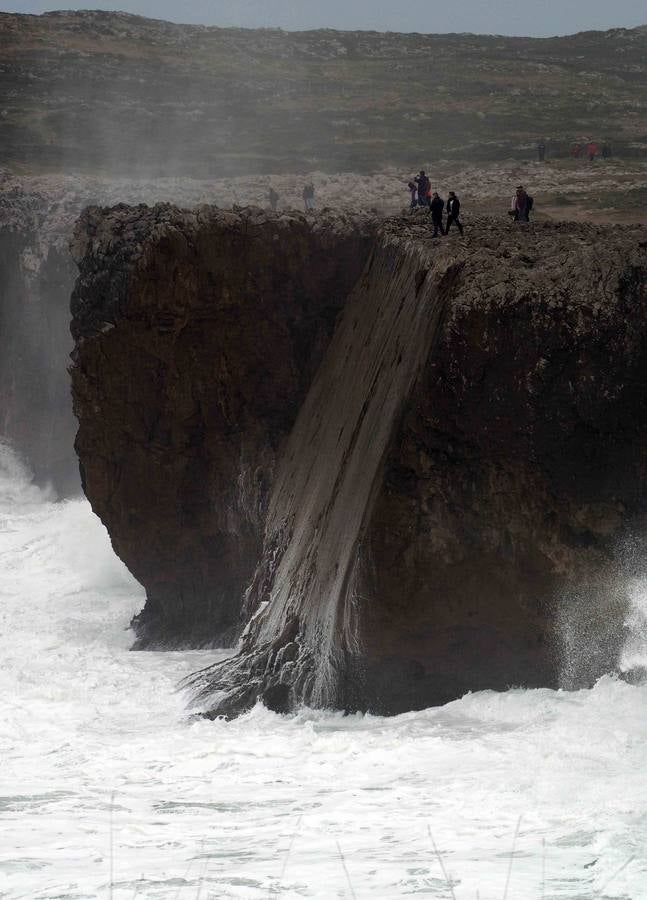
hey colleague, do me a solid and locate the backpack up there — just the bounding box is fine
[527,195,534,211]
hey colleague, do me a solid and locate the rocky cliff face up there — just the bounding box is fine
[70,205,376,646]
[0,172,251,494]
[70,208,647,714]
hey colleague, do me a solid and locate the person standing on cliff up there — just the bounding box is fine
[430,192,445,237]
[415,171,431,208]
[302,183,315,211]
[268,186,279,211]
[407,181,418,212]
[511,185,531,223]
[587,141,598,162]
[537,141,546,162]
[445,192,464,235]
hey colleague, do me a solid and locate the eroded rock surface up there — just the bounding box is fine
[70,209,647,713]
[70,205,377,646]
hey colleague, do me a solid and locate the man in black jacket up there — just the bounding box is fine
[430,192,445,237]
[415,171,431,208]
[446,191,464,235]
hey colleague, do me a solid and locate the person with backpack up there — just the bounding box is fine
[445,191,464,235]
[430,192,445,237]
[415,171,431,208]
[511,185,532,223]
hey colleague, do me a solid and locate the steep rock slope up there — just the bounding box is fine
[71,209,647,714]
[70,205,376,646]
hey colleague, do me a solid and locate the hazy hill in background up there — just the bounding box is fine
[1,10,646,176]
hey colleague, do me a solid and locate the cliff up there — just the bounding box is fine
[70,208,647,715]
[2,10,647,176]
[0,172,255,493]
[70,204,377,646]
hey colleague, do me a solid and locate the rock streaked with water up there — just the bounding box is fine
[70,207,647,713]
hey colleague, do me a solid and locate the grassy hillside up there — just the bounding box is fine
[1,10,646,176]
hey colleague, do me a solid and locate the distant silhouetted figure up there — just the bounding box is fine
[537,141,546,162]
[268,187,279,211]
[430,192,445,237]
[511,185,531,223]
[602,143,612,159]
[445,192,463,235]
[587,141,598,162]
[407,181,418,211]
[415,171,431,208]
[572,143,582,159]
[302,183,315,211]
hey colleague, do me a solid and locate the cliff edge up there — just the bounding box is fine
[70,208,647,714]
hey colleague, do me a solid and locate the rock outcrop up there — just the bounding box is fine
[70,205,377,646]
[70,208,647,714]
[0,173,242,494]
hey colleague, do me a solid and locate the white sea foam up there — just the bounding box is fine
[1,443,646,898]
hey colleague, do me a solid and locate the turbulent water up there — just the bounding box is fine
[1,444,646,899]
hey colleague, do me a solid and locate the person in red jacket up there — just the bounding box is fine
[587,141,599,161]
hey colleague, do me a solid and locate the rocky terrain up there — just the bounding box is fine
[1,10,646,176]
[70,205,647,715]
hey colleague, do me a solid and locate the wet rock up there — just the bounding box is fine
[70,204,377,647]
[70,208,647,713]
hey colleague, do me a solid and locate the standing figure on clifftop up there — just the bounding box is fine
[511,185,533,223]
[430,192,445,237]
[572,142,582,159]
[407,181,418,212]
[445,191,464,235]
[415,171,431,208]
[302,183,315,211]
[587,141,598,162]
[268,186,279,211]
[537,141,546,162]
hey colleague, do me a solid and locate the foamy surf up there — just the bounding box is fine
[0,444,645,898]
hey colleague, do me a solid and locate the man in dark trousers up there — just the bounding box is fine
[415,170,431,208]
[430,192,445,237]
[445,191,464,235]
